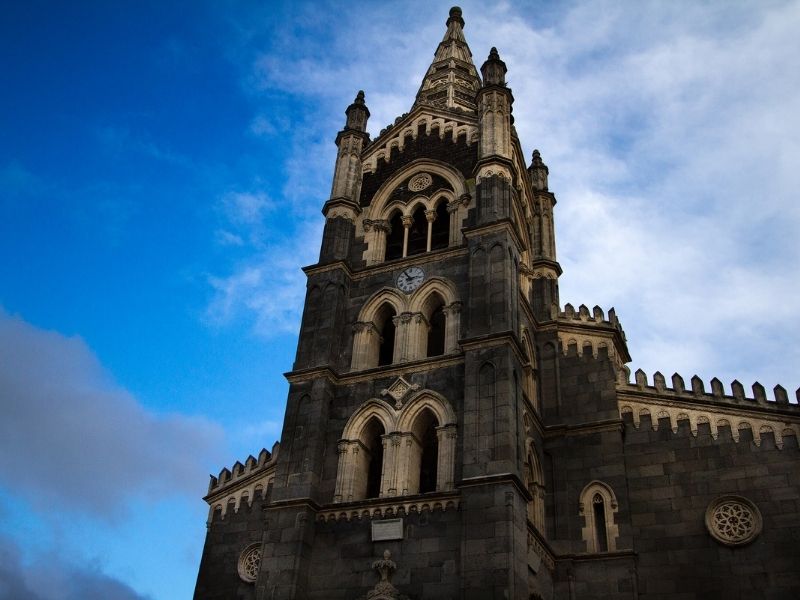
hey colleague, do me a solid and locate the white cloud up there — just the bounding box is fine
[216,1,799,391]
[206,218,323,335]
[0,309,225,517]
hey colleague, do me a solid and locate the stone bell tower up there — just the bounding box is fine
[194,6,800,600]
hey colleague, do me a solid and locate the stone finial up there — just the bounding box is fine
[481,46,507,86]
[447,6,465,28]
[360,550,409,600]
[528,149,549,191]
[345,90,370,132]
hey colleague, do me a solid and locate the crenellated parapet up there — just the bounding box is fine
[553,303,631,367]
[617,369,800,449]
[361,111,479,175]
[204,442,280,520]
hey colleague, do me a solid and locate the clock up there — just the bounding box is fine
[396,266,425,293]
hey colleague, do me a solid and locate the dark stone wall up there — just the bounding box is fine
[194,490,269,600]
[307,510,462,599]
[623,414,800,599]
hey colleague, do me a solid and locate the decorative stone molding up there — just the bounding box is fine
[363,219,390,233]
[318,494,460,522]
[237,543,262,583]
[527,527,555,571]
[705,496,762,546]
[476,164,512,182]
[618,397,800,449]
[381,376,420,409]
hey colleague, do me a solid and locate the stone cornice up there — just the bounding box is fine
[542,419,624,438]
[462,218,525,253]
[318,492,461,523]
[302,246,468,281]
[285,353,465,385]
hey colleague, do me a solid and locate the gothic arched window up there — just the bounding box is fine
[376,304,396,366]
[426,304,446,357]
[407,206,428,256]
[363,418,385,499]
[592,494,608,552]
[579,481,619,553]
[417,411,439,493]
[385,212,404,261]
[430,200,449,250]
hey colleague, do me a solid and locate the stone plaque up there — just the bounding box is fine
[371,518,404,541]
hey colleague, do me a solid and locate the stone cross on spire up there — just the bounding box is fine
[413,6,482,114]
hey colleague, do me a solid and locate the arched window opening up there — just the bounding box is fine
[593,494,608,552]
[385,212,404,261]
[413,409,439,494]
[426,304,446,357]
[363,418,385,499]
[376,304,396,366]
[419,422,438,494]
[407,207,428,256]
[579,481,619,553]
[430,200,449,250]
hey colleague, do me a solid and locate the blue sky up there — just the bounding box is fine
[1,1,798,598]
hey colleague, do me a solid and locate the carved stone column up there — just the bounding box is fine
[392,312,414,362]
[436,424,457,491]
[364,219,389,266]
[350,321,377,370]
[381,432,402,497]
[447,193,470,247]
[425,209,437,252]
[401,215,413,258]
[442,302,462,353]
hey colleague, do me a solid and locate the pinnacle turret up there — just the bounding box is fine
[480,47,507,87]
[344,90,370,132]
[528,149,549,191]
[413,6,482,114]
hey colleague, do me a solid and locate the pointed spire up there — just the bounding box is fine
[414,7,481,114]
[528,149,549,191]
[480,47,507,87]
[344,90,369,132]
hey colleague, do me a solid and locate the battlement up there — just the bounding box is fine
[618,367,799,412]
[555,303,627,339]
[206,441,280,496]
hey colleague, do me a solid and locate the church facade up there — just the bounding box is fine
[194,8,800,599]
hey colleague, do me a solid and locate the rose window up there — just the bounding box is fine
[408,173,433,192]
[705,496,762,546]
[238,544,262,583]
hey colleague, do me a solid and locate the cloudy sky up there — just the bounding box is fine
[1,1,798,598]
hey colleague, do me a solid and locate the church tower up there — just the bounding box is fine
[194,7,800,600]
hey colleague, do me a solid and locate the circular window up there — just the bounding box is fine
[705,496,762,546]
[408,173,433,192]
[238,543,262,583]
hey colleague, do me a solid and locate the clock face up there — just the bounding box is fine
[397,266,425,293]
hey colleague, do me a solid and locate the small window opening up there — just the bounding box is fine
[377,305,396,366]
[593,494,608,552]
[426,305,446,357]
[407,207,427,256]
[430,201,449,250]
[418,417,439,494]
[385,212,404,261]
[365,420,385,499]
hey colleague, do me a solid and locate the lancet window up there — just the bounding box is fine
[579,481,620,553]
